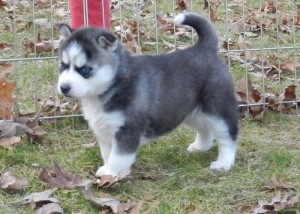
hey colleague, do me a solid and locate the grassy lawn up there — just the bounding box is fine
[1,113,300,213]
[1,0,300,213]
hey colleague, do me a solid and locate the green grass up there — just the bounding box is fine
[1,113,300,213]
[1,0,300,214]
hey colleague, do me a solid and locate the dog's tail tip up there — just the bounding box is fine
[174,14,186,25]
[174,13,219,52]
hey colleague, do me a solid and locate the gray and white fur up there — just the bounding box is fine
[57,13,239,177]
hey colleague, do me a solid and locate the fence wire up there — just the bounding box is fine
[0,0,299,121]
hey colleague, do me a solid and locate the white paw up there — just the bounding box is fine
[210,160,233,172]
[96,165,118,177]
[187,142,212,152]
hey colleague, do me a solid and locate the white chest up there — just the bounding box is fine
[80,97,125,137]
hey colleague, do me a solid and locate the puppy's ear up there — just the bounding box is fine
[97,33,118,52]
[59,24,72,40]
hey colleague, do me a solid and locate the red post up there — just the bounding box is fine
[69,0,111,30]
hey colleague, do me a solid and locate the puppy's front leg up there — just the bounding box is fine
[96,126,140,177]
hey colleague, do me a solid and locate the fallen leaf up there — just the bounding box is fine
[280,59,295,72]
[264,175,290,190]
[261,0,277,14]
[236,76,261,102]
[39,161,91,188]
[210,10,222,22]
[95,169,131,187]
[296,4,300,25]
[23,188,59,209]
[268,84,297,112]
[253,191,299,214]
[203,0,209,10]
[0,136,21,150]
[0,63,13,79]
[25,101,47,143]
[0,78,16,120]
[96,175,119,188]
[129,200,144,214]
[0,120,33,138]
[237,34,257,60]
[35,202,63,214]
[0,172,28,192]
[83,185,120,213]
[83,185,136,213]
[176,0,187,10]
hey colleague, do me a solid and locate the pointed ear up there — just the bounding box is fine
[59,24,72,40]
[97,34,118,52]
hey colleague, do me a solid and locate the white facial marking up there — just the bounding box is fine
[57,42,115,98]
[62,51,69,65]
[74,52,86,68]
[67,42,82,62]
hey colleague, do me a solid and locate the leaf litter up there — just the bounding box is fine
[83,184,136,214]
[253,191,299,214]
[263,175,293,190]
[0,172,28,192]
[38,161,91,189]
[23,188,63,213]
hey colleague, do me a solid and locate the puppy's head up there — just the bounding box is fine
[57,24,119,99]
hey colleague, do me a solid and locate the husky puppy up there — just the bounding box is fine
[57,13,239,177]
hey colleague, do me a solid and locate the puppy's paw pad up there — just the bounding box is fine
[210,160,233,172]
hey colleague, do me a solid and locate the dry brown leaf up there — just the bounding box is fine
[237,34,257,60]
[269,84,297,112]
[203,0,209,10]
[0,63,13,79]
[253,191,298,214]
[23,188,59,209]
[23,33,60,54]
[83,185,136,213]
[296,4,300,25]
[280,59,295,72]
[175,0,187,10]
[261,0,277,14]
[210,10,222,22]
[96,175,119,188]
[0,78,16,120]
[236,76,261,102]
[83,185,120,213]
[0,172,28,192]
[129,200,144,214]
[39,161,91,188]
[95,169,131,188]
[35,202,63,214]
[249,97,265,121]
[0,120,33,138]
[24,101,47,143]
[264,175,290,190]
[0,136,21,150]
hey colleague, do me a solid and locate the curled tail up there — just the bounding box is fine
[174,13,219,53]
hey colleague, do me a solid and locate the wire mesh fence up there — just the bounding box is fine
[0,0,299,121]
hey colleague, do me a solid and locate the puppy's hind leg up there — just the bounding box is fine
[184,114,214,152]
[209,118,238,172]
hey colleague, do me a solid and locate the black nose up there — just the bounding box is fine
[60,85,71,94]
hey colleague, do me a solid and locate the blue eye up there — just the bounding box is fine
[79,66,92,78]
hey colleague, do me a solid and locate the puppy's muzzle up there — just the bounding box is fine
[60,84,71,95]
